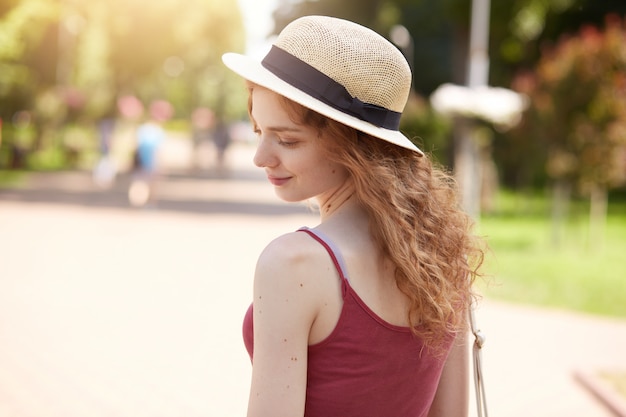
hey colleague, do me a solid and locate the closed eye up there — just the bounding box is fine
[278,138,299,147]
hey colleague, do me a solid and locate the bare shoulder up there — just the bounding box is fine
[254,230,337,299]
[248,231,332,415]
[257,230,329,272]
[252,230,337,335]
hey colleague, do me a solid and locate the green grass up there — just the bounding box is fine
[477,190,626,318]
[600,372,626,398]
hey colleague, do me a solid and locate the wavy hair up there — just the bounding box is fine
[248,84,485,351]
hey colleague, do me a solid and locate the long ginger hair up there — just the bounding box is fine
[248,84,485,351]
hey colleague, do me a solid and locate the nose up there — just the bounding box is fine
[252,137,277,168]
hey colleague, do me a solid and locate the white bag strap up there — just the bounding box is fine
[470,299,489,417]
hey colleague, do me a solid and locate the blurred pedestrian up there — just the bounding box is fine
[128,99,173,207]
[222,15,485,417]
[190,107,214,171]
[212,118,231,175]
[92,107,118,188]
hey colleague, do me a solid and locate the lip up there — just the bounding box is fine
[267,175,291,186]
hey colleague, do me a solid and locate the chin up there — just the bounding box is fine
[274,190,309,204]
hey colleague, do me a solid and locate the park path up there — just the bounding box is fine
[1,141,625,417]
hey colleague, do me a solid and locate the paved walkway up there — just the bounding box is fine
[1,141,626,417]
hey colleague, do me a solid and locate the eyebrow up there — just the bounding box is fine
[258,125,302,133]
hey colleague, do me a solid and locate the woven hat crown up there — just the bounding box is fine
[274,16,412,113]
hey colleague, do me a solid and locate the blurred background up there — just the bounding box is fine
[1,0,624,316]
[1,0,626,415]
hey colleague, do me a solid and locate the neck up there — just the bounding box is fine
[317,180,358,221]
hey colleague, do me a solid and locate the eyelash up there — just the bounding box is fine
[278,138,298,147]
[253,129,298,147]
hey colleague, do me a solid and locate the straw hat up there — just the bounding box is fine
[222,15,422,155]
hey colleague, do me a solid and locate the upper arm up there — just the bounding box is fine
[246,233,322,417]
[428,329,470,417]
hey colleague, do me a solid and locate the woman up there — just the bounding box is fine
[222,15,484,417]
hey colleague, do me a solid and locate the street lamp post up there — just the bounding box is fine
[457,0,491,220]
[390,24,414,89]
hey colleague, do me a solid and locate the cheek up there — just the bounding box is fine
[323,162,349,183]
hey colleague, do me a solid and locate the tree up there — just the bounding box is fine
[0,0,58,116]
[513,15,626,247]
[0,0,247,169]
[272,0,392,35]
[264,0,626,199]
[61,0,246,118]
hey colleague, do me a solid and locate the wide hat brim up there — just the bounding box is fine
[222,52,423,156]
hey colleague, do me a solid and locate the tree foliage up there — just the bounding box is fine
[0,0,246,123]
[513,15,626,194]
[0,0,247,169]
[0,0,58,113]
[269,0,626,166]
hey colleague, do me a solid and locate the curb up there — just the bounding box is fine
[574,370,626,417]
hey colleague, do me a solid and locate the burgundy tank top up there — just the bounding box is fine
[242,227,452,417]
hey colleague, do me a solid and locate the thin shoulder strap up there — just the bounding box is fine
[297,227,350,286]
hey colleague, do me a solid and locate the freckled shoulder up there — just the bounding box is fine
[257,231,324,274]
[252,231,336,337]
[254,231,337,296]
